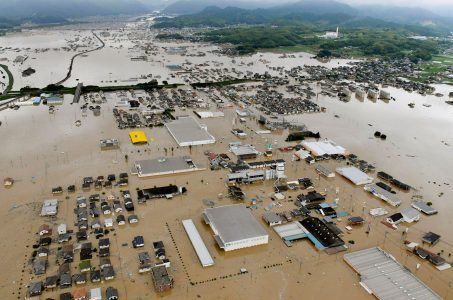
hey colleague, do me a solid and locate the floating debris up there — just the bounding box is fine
[4,177,14,187]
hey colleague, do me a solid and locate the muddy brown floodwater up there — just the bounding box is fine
[1,86,453,300]
[0,21,453,300]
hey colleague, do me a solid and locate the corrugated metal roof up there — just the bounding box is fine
[182,219,214,267]
[273,222,306,239]
[165,116,215,146]
[204,205,268,244]
[344,247,441,300]
[336,166,373,185]
[364,184,402,206]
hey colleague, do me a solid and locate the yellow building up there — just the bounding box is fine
[129,131,148,144]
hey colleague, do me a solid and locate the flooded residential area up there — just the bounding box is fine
[1,11,453,300]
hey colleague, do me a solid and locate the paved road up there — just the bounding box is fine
[54,30,105,86]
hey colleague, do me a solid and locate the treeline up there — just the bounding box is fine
[190,78,258,88]
[203,26,445,60]
[16,80,180,97]
[318,29,441,61]
[153,5,451,37]
[204,26,318,54]
[0,15,68,29]
[155,33,185,40]
[154,6,354,29]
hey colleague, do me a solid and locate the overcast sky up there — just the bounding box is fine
[343,0,452,7]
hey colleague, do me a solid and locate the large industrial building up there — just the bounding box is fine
[165,116,215,147]
[336,166,373,185]
[301,139,347,157]
[132,156,205,178]
[203,205,268,251]
[364,183,402,207]
[229,143,260,160]
[344,247,441,300]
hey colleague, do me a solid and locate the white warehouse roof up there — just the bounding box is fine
[336,166,373,185]
[182,219,214,267]
[364,184,402,207]
[344,247,440,300]
[203,205,268,251]
[301,139,346,156]
[165,116,215,147]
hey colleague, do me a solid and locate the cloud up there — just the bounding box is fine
[339,0,452,8]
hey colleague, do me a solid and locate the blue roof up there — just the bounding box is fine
[305,233,326,250]
[319,203,330,208]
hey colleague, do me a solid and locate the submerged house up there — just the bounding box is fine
[387,208,420,225]
[44,275,58,290]
[151,265,174,292]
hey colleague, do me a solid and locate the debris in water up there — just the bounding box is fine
[4,177,14,187]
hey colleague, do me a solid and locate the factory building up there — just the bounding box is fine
[203,205,268,251]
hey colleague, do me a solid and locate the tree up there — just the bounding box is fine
[317,49,332,58]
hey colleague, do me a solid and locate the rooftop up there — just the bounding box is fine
[229,144,260,157]
[133,156,204,178]
[301,139,346,156]
[411,201,438,215]
[182,219,214,267]
[336,166,373,185]
[165,116,215,147]
[151,265,173,291]
[344,247,441,300]
[203,204,268,244]
[263,212,283,225]
[129,131,148,144]
[364,184,402,206]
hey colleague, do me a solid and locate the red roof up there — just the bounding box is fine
[72,287,87,299]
